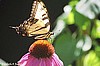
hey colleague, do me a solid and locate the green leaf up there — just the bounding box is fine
[91,19,100,38]
[66,12,75,24]
[54,30,77,65]
[95,46,100,58]
[69,1,78,7]
[74,10,90,28]
[84,51,100,66]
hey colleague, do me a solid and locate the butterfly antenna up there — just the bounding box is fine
[9,26,18,30]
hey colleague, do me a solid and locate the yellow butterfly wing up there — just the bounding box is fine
[26,0,50,36]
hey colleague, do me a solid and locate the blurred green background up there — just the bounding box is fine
[0,0,100,66]
[52,0,100,66]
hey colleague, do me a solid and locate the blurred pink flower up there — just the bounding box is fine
[18,40,63,66]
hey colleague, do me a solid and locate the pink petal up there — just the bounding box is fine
[39,59,46,66]
[50,53,64,66]
[18,53,30,65]
[18,53,40,66]
[45,58,53,66]
[18,53,63,66]
[26,57,40,66]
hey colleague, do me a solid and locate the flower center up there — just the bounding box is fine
[29,40,55,59]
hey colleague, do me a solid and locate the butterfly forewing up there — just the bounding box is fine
[10,0,53,39]
[26,0,50,36]
[30,0,49,24]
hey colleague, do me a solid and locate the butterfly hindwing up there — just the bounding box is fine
[34,32,54,39]
[26,19,50,36]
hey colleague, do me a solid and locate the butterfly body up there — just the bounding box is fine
[10,0,53,39]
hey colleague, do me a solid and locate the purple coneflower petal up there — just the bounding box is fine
[51,53,63,66]
[18,53,63,66]
[45,58,52,66]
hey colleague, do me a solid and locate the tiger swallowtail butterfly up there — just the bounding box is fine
[10,0,54,39]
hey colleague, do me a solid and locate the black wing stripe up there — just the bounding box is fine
[31,24,49,32]
[29,22,50,34]
[45,22,50,27]
[42,14,46,17]
[42,17,48,20]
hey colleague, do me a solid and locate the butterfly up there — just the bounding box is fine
[10,0,54,39]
